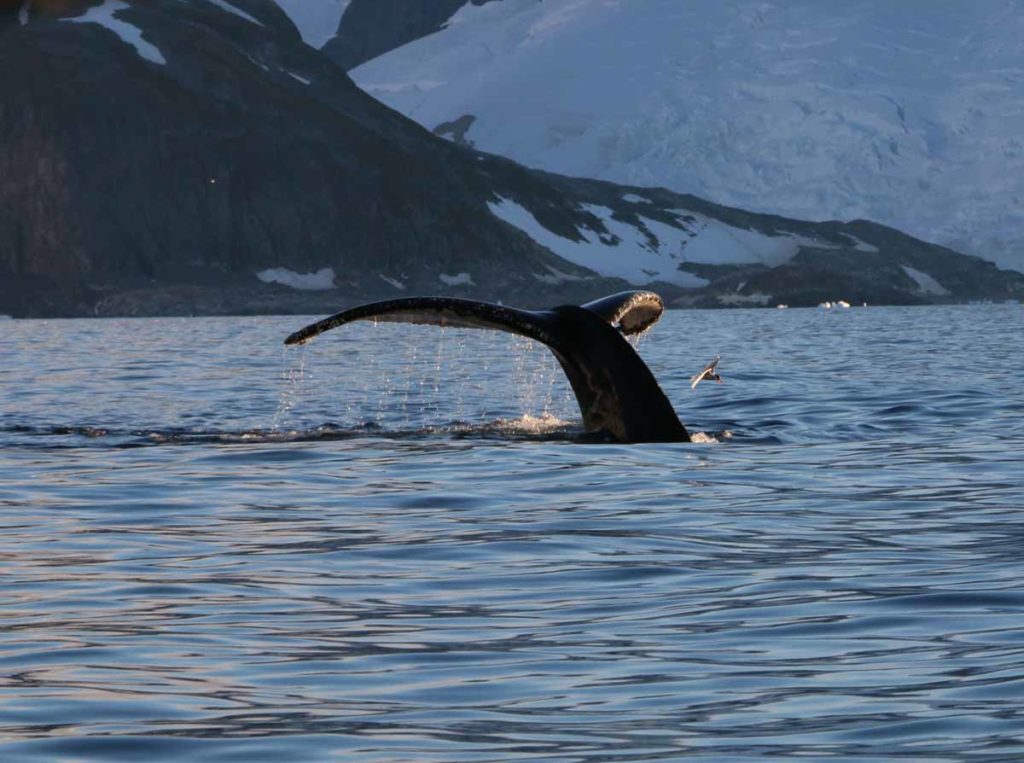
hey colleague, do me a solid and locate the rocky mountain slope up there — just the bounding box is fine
[1,0,1021,318]
[322,0,494,71]
[350,0,1024,272]
[0,0,585,316]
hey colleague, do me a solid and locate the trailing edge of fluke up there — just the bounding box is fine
[285,291,690,443]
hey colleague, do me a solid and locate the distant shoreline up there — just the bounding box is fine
[1,282,1013,321]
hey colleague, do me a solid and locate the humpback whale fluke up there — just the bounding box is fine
[285,291,690,443]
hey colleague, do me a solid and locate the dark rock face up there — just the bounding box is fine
[1,0,1020,318]
[0,0,600,316]
[323,0,495,71]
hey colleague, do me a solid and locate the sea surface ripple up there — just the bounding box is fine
[1,305,1022,761]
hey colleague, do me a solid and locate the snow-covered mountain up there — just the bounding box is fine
[272,0,348,48]
[3,0,1020,318]
[322,0,493,70]
[351,0,1024,272]
[267,0,482,61]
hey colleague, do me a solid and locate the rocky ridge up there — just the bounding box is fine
[322,0,494,71]
[1,0,1021,318]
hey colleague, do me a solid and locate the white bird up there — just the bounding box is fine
[690,355,722,389]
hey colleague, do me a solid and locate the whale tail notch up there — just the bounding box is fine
[284,291,689,443]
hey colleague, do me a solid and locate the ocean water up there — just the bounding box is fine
[1,304,1023,761]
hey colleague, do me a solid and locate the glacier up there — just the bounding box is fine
[351,0,1024,272]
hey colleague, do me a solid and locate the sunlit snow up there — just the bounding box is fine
[488,195,843,287]
[257,267,336,290]
[488,196,709,287]
[622,194,652,205]
[669,217,821,268]
[354,0,1024,271]
[901,265,950,296]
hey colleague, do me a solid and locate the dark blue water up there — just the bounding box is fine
[2,305,1023,761]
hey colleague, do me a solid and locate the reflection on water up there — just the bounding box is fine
[1,305,1023,760]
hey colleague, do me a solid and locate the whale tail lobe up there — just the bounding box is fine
[284,292,689,443]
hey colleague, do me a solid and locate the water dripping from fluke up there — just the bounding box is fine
[271,343,309,431]
[281,292,700,443]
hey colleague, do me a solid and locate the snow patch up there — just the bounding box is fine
[288,72,312,85]
[901,265,949,295]
[670,213,848,266]
[439,272,474,286]
[65,0,166,65]
[487,195,838,285]
[845,235,880,253]
[533,265,587,285]
[675,218,818,267]
[622,193,651,205]
[244,54,269,72]
[379,274,406,290]
[488,196,709,288]
[206,0,263,26]
[257,267,336,290]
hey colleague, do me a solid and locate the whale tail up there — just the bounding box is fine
[284,291,689,443]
